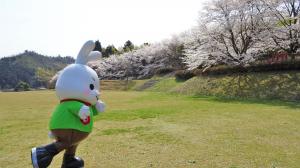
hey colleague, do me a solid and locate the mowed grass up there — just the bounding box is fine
[0,91,300,168]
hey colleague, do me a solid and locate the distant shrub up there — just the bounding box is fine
[191,68,206,76]
[175,70,195,81]
[198,60,300,76]
[14,81,30,91]
[155,67,175,75]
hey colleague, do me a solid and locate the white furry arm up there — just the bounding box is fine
[78,105,90,120]
[95,100,105,113]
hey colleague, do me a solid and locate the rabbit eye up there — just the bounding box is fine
[89,84,94,90]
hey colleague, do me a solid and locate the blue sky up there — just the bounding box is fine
[0,0,206,58]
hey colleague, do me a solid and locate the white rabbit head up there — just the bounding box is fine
[55,40,102,105]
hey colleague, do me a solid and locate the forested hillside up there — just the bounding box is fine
[0,51,74,90]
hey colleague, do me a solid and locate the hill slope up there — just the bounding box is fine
[0,51,74,89]
[127,72,300,101]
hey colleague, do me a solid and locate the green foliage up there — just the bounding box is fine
[0,51,74,90]
[36,67,56,82]
[93,40,102,52]
[123,40,134,52]
[14,81,30,91]
[102,45,118,57]
[277,17,297,27]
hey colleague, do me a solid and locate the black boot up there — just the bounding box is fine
[31,144,59,168]
[61,154,84,168]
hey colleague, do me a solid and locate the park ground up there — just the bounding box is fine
[0,90,300,168]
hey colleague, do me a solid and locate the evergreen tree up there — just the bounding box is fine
[123,40,134,52]
[103,45,118,57]
[93,40,102,52]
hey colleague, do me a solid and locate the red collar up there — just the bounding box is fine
[60,99,92,106]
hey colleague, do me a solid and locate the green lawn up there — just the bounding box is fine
[0,90,300,168]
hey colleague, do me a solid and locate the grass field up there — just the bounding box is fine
[0,90,300,168]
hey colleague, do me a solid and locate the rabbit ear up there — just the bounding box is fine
[75,40,95,64]
[87,51,102,62]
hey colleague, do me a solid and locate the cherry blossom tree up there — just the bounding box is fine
[256,0,300,59]
[89,0,300,77]
[91,42,176,79]
[183,0,265,70]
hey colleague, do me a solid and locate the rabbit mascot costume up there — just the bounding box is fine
[31,40,105,168]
